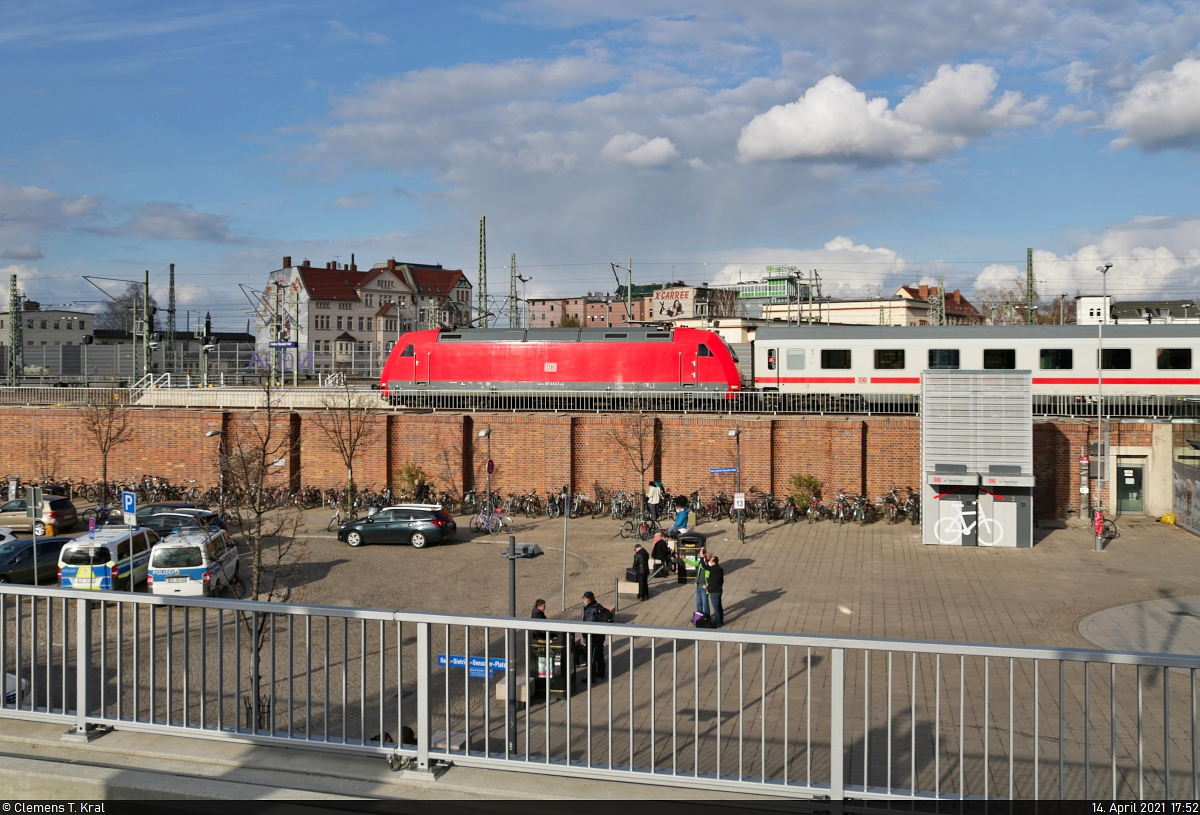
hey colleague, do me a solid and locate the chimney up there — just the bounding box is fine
[302,259,310,267]
[23,300,40,312]
[350,253,355,271]
[387,259,396,271]
[282,256,291,269]
[919,284,929,299]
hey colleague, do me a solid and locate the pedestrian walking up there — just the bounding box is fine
[414,478,429,504]
[706,555,725,629]
[531,599,547,619]
[646,481,662,522]
[650,533,671,578]
[694,548,710,616]
[580,591,608,678]
[633,543,650,600]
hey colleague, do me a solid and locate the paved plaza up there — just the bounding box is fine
[294,507,1200,654]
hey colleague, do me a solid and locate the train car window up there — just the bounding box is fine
[697,344,713,357]
[399,345,414,357]
[766,348,777,371]
[1100,348,1132,369]
[1039,349,1073,369]
[874,349,904,369]
[984,349,1016,369]
[786,348,806,370]
[821,349,852,369]
[928,349,960,369]
[1157,348,1193,369]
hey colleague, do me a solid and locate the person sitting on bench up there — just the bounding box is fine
[667,496,691,539]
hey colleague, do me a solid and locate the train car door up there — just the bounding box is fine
[764,347,780,390]
[678,349,696,387]
[415,351,429,385]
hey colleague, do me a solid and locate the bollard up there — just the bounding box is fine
[613,577,619,613]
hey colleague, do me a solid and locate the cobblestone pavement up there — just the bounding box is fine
[287,508,1200,650]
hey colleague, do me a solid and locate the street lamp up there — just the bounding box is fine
[728,428,744,541]
[517,275,532,328]
[478,426,492,517]
[1096,262,1112,546]
[204,429,225,516]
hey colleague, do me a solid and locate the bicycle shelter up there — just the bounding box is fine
[921,371,1034,548]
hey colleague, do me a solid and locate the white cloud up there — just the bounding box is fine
[737,64,1043,165]
[0,182,101,233]
[973,263,1023,292]
[125,202,238,243]
[1107,58,1200,152]
[600,132,680,168]
[2,243,42,260]
[329,192,374,210]
[707,235,913,298]
[327,19,389,46]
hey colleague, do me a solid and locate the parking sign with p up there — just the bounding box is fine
[122,491,137,526]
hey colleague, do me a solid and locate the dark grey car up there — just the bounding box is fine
[0,537,71,584]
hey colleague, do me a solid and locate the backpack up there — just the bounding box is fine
[596,605,614,623]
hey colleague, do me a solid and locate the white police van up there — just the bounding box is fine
[57,528,158,591]
[147,527,239,597]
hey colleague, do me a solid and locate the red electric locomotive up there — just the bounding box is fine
[379,326,741,397]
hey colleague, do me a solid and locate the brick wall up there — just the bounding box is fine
[0,406,1120,518]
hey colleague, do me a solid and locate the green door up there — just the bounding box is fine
[1117,465,1144,514]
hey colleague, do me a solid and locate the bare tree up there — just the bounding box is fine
[604,394,661,522]
[78,387,135,507]
[32,427,60,484]
[310,381,382,515]
[94,282,158,332]
[221,379,309,726]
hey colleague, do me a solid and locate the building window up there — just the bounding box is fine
[984,349,1016,369]
[53,322,59,330]
[1039,348,1073,370]
[336,316,343,330]
[339,302,352,310]
[365,294,373,307]
[316,301,331,309]
[821,349,852,369]
[874,349,904,369]
[366,317,372,331]
[80,320,86,330]
[928,349,960,369]
[1100,348,1132,369]
[1158,348,1192,369]
[40,320,46,329]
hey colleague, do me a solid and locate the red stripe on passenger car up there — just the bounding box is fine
[757,376,857,384]
[870,377,921,384]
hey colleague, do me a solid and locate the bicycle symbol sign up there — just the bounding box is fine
[933,502,1004,546]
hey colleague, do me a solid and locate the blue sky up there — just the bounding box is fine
[3,1,1200,329]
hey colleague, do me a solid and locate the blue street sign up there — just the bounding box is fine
[709,467,739,474]
[88,518,95,540]
[437,654,506,678]
[122,491,137,525]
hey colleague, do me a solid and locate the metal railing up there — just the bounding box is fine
[2,583,1198,800]
[0,385,1195,418]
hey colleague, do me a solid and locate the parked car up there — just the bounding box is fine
[140,510,224,534]
[147,527,239,597]
[5,672,29,705]
[0,528,21,545]
[135,501,201,523]
[0,496,78,535]
[0,536,72,584]
[58,527,158,591]
[337,505,457,548]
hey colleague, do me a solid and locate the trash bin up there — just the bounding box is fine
[677,539,704,581]
[529,631,575,695]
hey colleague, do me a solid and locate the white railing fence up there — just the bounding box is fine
[2,584,1198,800]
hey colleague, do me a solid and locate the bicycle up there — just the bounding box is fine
[933,501,1003,545]
[620,515,660,541]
